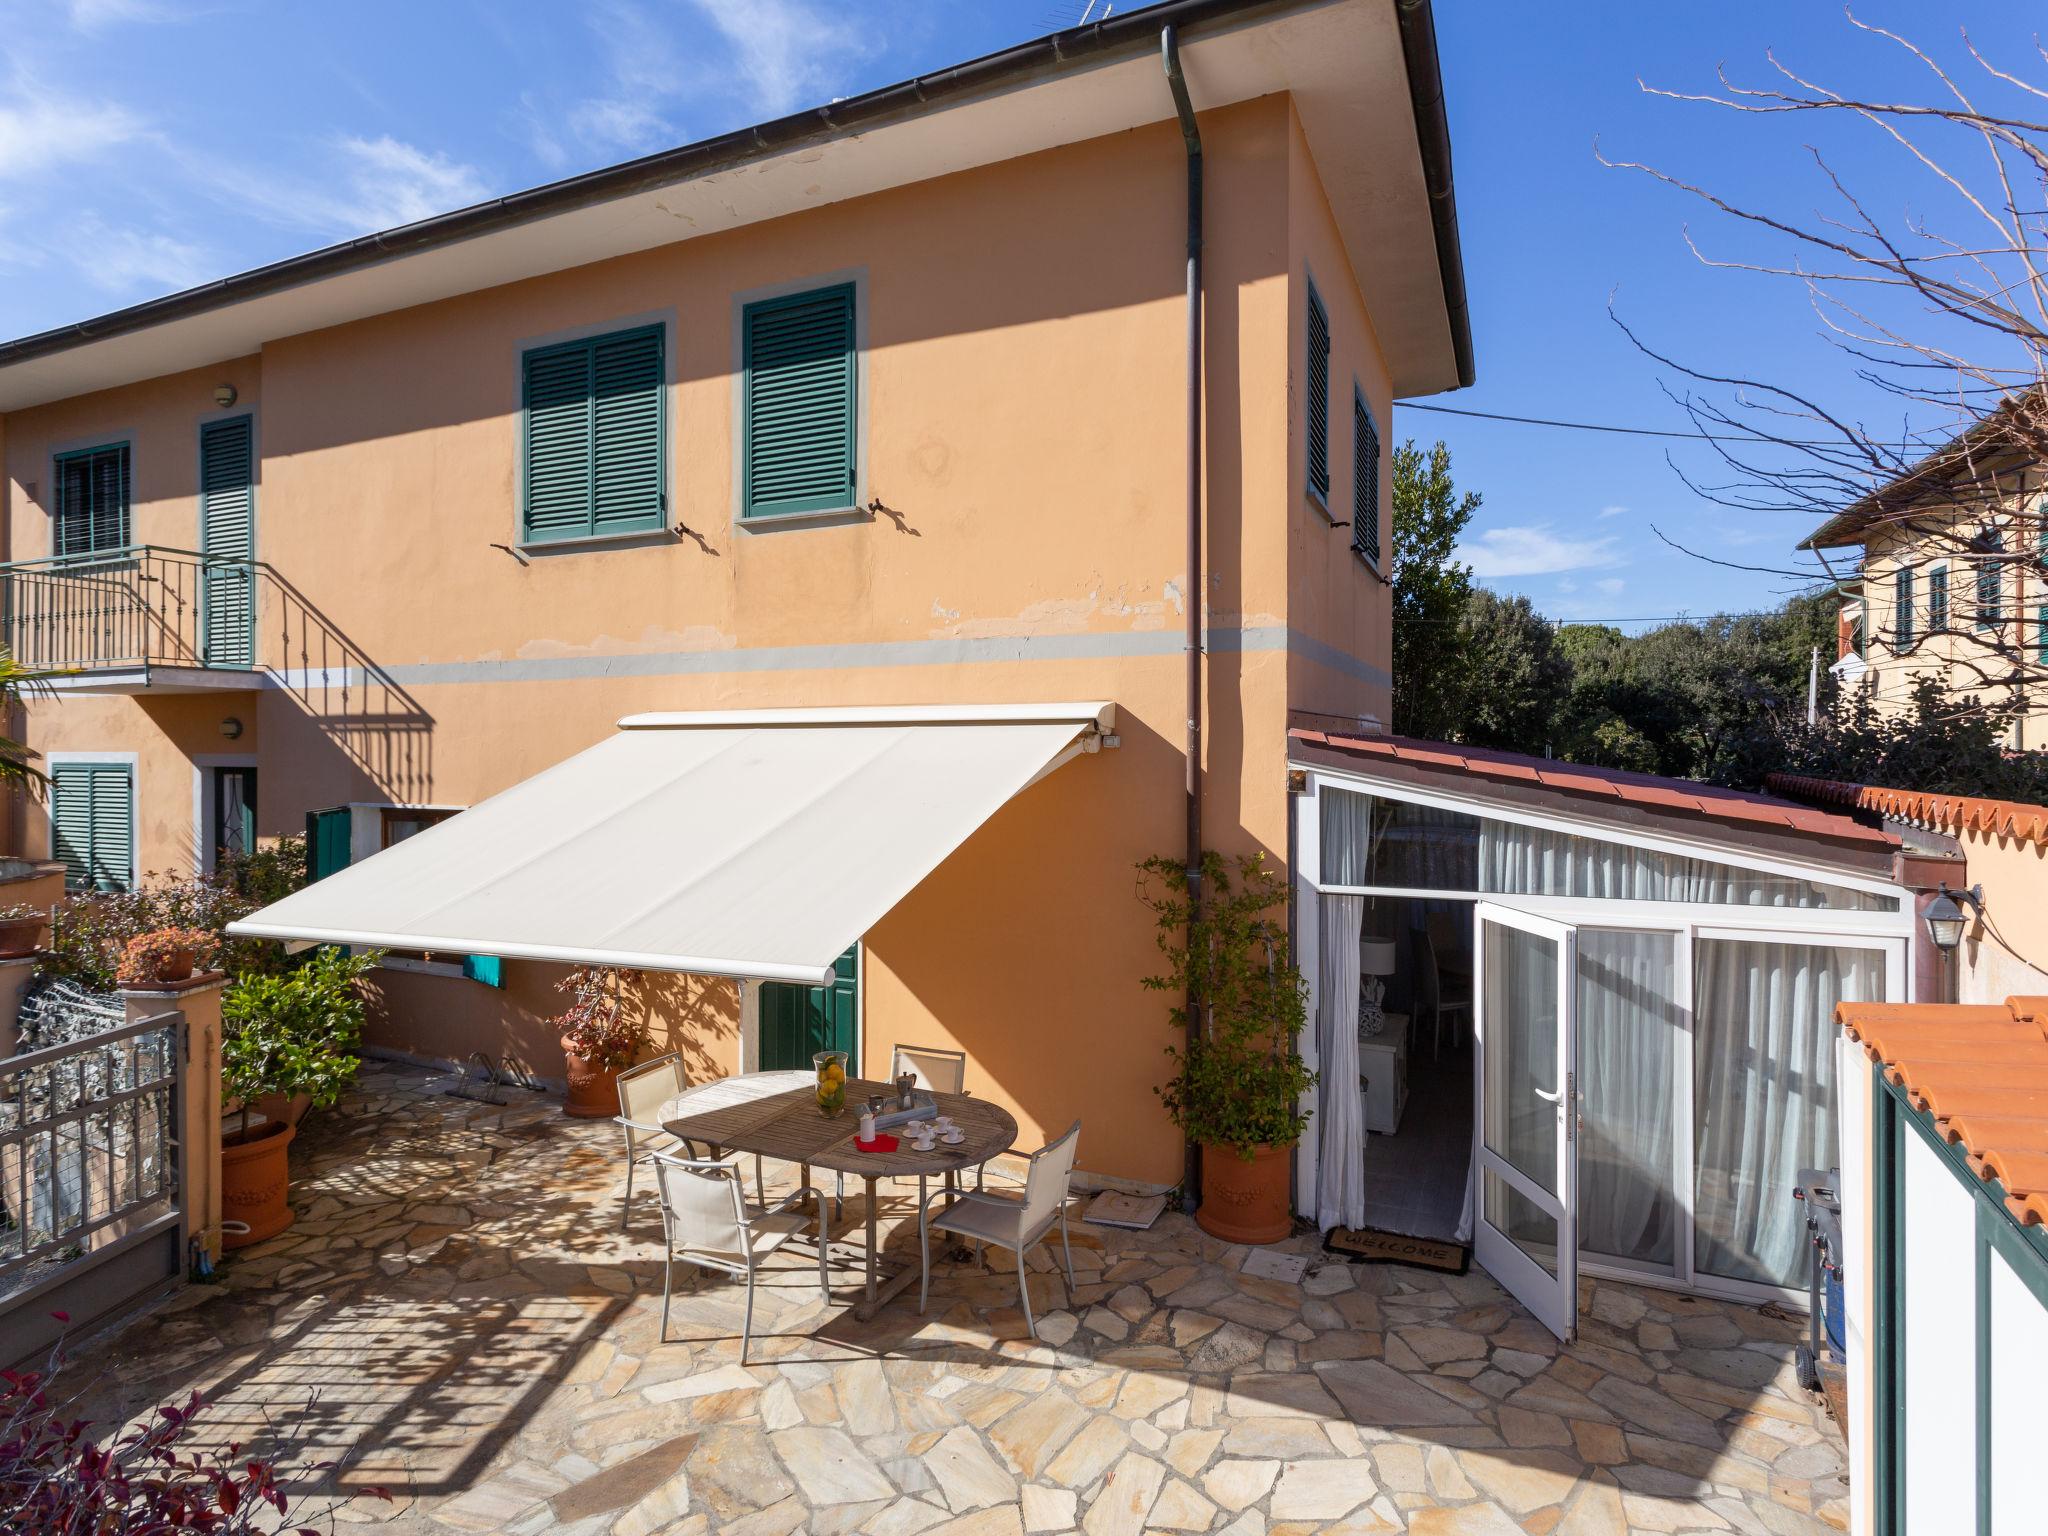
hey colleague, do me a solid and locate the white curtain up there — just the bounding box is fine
[1576,930,1679,1270]
[1319,788,1372,885]
[1693,938,1881,1287]
[1478,820,1880,910]
[1316,892,1366,1231]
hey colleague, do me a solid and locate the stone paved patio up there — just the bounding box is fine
[66,1062,1848,1534]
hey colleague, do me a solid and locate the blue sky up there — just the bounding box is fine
[0,0,2031,627]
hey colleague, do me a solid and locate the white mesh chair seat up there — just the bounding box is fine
[919,1121,1080,1340]
[924,1191,1033,1246]
[650,1150,828,1363]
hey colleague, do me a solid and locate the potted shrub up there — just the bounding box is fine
[1142,851,1317,1245]
[0,901,46,959]
[552,965,648,1118]
[115,926,215,986]
[218,947,379,1249]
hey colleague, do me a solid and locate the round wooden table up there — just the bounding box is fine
[660,1072,1017,1317]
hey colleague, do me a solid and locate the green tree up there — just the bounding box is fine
[1455,590,1571,752]
[1390,440,1478,740]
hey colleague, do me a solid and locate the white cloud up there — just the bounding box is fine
[66,216,211,295]
[1594,577,1626,596]
[1598,504,1628,519]
[1458,525,1623,579]
[64,0,175,29]
[207,135,492,236]
[331,136,490,227]
[0,84,146,180]
[685,0,873,118]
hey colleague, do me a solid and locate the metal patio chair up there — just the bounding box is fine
[615,1054,767,1229]
[648,1150,827,1364]
[918,1120,1080,1340]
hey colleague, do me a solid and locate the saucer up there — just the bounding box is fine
[941,1130,965,1144]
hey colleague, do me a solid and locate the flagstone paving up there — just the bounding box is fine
[64,1061,1848,1534]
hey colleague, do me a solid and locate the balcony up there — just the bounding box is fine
[0,546,261,694]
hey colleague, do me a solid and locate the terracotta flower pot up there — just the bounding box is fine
[0,915,43,959]
[561,1036,622,1119]
[1195,1141,1295,1245]
[220,1118,296,1250]
[153,949,197,984]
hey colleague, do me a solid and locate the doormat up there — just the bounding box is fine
[1326,1225,1468,1275]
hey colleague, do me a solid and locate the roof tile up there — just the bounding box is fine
[1289,728,1897,853]
[1770,773,2048,852]
[1841,995,2048,1227]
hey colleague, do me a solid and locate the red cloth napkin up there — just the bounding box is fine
[854,1132,899,1153]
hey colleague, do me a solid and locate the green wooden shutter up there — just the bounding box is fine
[522,326,665,543]
[1352,387,1379,566]
[1977,534,2003,629]
[53,444,130,557]
[200,416,255,666]
[1928,566,1948,636]
[1894,568,1915,650]
[305,807,353,883]
[51,763,132,892]
[743,286,856,519]
[592,329,665,534]
[1306,285,1331,505]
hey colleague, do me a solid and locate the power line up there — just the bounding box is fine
[1396,399,1925,450]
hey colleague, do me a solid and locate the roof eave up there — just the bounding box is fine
[0,0,1474,398]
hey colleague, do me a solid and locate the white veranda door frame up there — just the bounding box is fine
[1472,901,1579,1341]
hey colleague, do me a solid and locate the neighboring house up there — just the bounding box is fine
[0,0,1449,1198]
[1834,994,2048,1536]
[1773,774,2048,1006]
[1801,419,2048,746]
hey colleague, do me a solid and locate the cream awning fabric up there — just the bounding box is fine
[228,703,1113,985]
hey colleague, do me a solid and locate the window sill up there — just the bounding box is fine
[516,527,674,557]
[738,505,871,532]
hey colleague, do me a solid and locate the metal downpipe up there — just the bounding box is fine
[1163,24,1204,1208]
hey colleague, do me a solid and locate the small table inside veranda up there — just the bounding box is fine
[659,1072,1019,1319]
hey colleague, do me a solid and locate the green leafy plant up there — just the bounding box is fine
[220,947,380,1140]
[44,837,308,992]
[1141,851,1316,1159]
[551,965,649,1068]
[115,927,215,986]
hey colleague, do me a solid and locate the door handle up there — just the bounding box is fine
[1533,1086,1562,1104]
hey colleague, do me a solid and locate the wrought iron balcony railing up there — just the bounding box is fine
[0,545,257,682]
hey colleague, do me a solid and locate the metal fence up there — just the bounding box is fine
[0,1010,183,1314]
[0,545,255,675]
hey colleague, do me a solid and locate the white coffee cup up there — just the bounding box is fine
[942,1129,964,1144]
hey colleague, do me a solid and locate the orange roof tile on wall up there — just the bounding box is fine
[1841,995,2048,1228]
[1770,773,2048,850]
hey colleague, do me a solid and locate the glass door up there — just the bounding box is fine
[1472,902,1578,1340]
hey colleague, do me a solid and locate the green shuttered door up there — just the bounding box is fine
[758,944,860,1072]
[1306,285,1331,504]
[51,763,133,892]
[743,286,856,518]
[200,416,255,666]
[522,326,665,543]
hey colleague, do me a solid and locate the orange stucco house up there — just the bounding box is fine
[0,0,1467,1191]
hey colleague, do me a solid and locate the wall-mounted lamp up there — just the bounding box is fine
[1924,881,1984,953]
[213,384,238,408]
[219,717,244,741]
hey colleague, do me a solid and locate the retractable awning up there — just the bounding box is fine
[228,702,1114,985]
